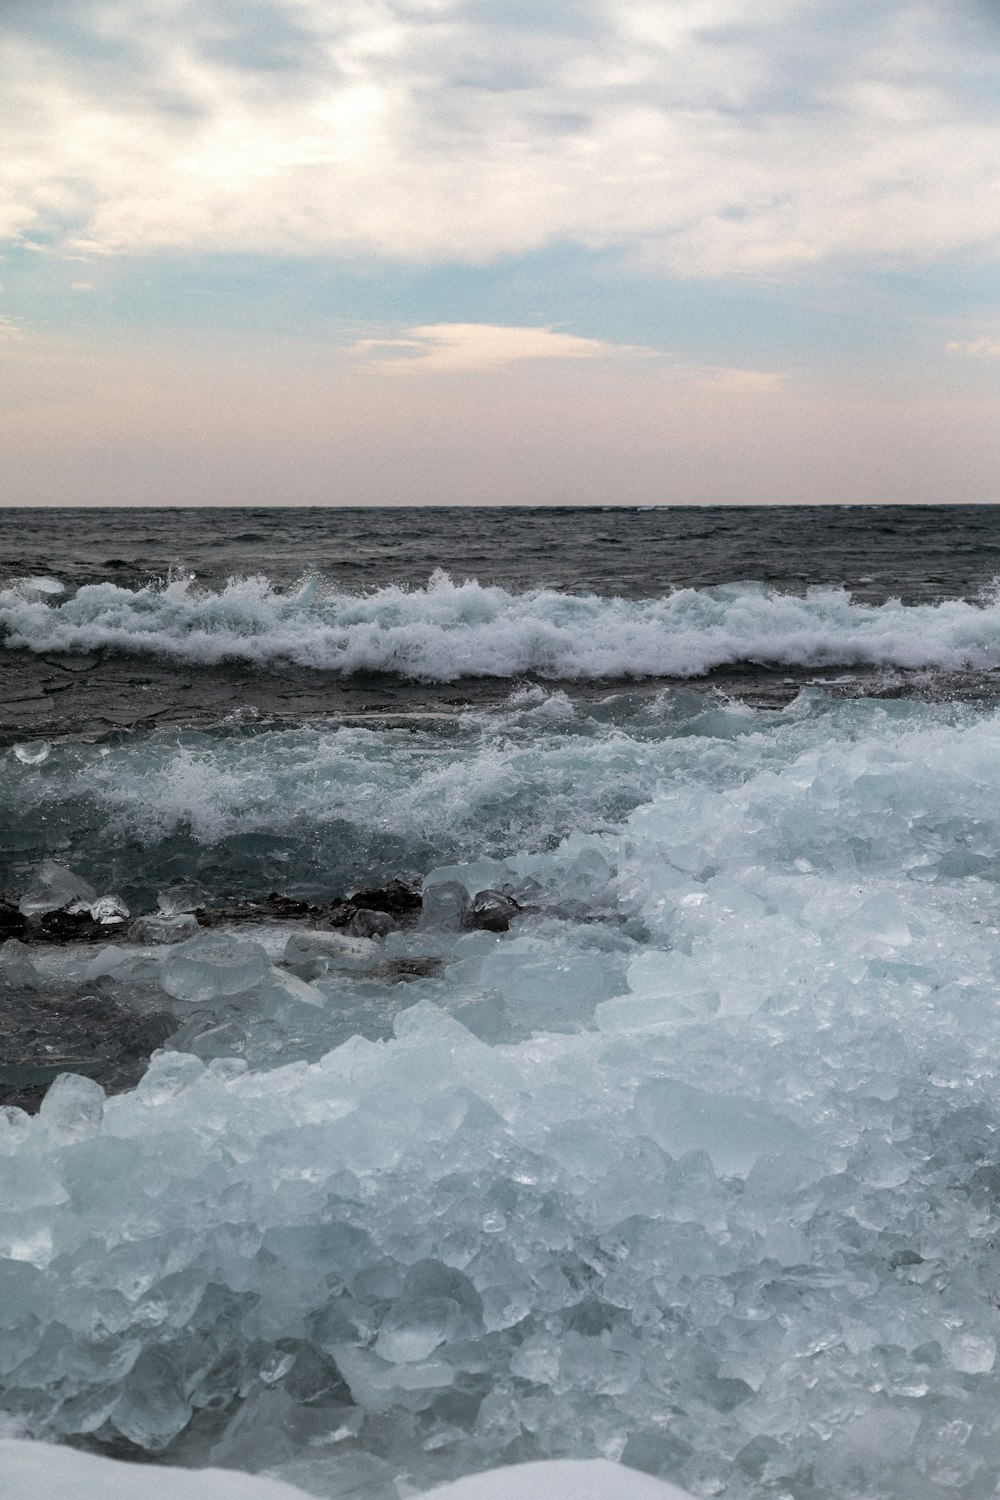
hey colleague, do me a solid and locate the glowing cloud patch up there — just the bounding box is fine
[351,323,652,373]
[947,338,1000,359]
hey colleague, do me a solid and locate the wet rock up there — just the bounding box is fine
[0,900,26,942]
[470,888,521,933]
[348,908,398,939]
[349,879,422,919]
[369,956,445,982]
[9,880,425,944]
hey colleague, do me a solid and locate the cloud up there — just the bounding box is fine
[947,337,1000,359]
[347,325,790,397]
[1,1,999,276]
[691,366,787,394]
[350,322,648,372]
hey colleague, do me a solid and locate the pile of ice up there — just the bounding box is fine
[7,699,1000,1497]
[4,570,1000,678]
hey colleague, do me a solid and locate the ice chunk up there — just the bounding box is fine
[128,913,200,946]
[477,939,621,1033]
[12,739,50,765]
[258,969,327,1012]
[634,1079,809,1176]
[156,883,205,916]
[283,931,377,979]
[0,938,40,989]
[87,895,130,925]
[38,1073,105,1140]
[843,891,913,949]
[374,1297,462,1363]
[18,861,96,916]
[0,1438,357,1500]
[421,880,470,931]
[111,1346,192,1449]
[159,932,271,1003]
[949,1332,996,1374]
[593,950,720,1028]
[423,859,514,899]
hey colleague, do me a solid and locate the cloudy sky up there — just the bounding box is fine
[2,0,999,506]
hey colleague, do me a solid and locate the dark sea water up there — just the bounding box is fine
[3,503,1000,600]
[5,507,1000,1500]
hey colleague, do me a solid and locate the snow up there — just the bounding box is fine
[0,1442,692,1500]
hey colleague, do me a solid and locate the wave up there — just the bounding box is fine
[3,570,1000,680]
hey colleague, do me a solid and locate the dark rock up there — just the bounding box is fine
[9,880,426,945]
[195,893,321,927]
[0,900,26,942]
[349,879,422,919]
[470,888,521,933]
[369,956,444,982]
[348,909,398,939]
[35,909,122,943]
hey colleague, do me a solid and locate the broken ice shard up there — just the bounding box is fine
[18,862,97,917]
[159,932,271,1003]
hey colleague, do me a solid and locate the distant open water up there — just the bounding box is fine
[3,503,1000,601]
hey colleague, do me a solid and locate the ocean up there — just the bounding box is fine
[4,504,1000,1499]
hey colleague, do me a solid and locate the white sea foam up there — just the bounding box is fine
[3,570,1000,678]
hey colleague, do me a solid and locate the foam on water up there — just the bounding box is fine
[0,689,770,905]
[0,687,979,910]
[7,696,1000,1497]
[4,570,1000,678]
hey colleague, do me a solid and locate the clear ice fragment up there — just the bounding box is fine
[38,1073,105,1140]
[949,1332,996,1374]
[421,881,470,931]
[374,1297,462,1363]
[159,932,271,1003]
[12,740,50,765]
[0,938,40,989]
[635,1079,809,1176]
[89,895,130,924]
[156,883,205,916]
[18,861,97,916]
[128,913,200,945]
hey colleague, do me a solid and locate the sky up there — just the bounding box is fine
[1,0,999,507]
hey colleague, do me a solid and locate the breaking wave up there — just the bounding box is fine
[4,570,1000,679]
